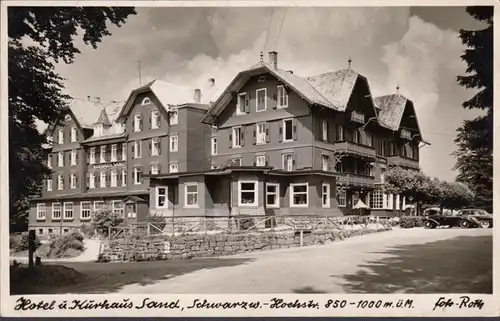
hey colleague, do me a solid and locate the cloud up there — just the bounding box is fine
[53,7,480,181]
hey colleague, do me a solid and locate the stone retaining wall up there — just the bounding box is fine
[98,227,390,262]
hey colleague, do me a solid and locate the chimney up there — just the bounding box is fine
[287,70,293,75]
[87,96,91,101]
[208,78,215,87]
[94,97,101,103]
[269,51,278,69]
[194,89,201,103]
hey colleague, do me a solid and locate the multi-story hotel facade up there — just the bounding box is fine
[29,52,428,234]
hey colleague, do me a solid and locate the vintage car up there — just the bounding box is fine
[422,212,480,229]
[458,209,493,228]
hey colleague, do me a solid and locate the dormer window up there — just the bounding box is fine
[141,97,151,106]
[256,88,267,112]
[236,93,249,115]
[170,109,178,125]
[93,124,103,136]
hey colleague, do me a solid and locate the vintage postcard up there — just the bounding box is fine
[1,0,497,317]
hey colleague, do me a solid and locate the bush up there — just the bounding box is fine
[239,217,256,230]
[10,232,41,252]
[399,216,424,228]
[47,231,85,258]
[147,214,167,232]
[80,223,95,238]
[91,209,125,237]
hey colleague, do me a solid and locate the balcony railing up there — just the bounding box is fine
[388,155,419,169]
[333,141,376,160]
[336,173,375,188]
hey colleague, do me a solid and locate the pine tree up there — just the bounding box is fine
[454,6,493,212]
[8,7,136,231]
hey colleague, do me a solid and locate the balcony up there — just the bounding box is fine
[333,141,376,160]
[388,155,419,170]
[336,173,375,189]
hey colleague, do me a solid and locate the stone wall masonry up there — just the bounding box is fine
[98,227,391,262]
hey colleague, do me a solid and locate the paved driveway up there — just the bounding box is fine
[117,228,492,294]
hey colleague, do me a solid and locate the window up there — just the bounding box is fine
[47,154,52,169]
[256,155,266,167]
[236,93,248,114]
[337,189,346,207]
[380,167,386,183]
[47,178,52,191]
[184,183,199,207]
[37,203,46,220]
[152,137,160,156]
[52,203,62,220]
[90,147,96,164]
[70,149,77,165]
[58,129,64,144]
[352,191,360,206]
[266,183,279,208]
[211,137,217,155]
[100,146,106,163]
[290,183,308,207]
[70,173,77,189]
[151,111,159,129]
[169,163,178,173]
[58,152,64,167]
[322,183,330,208]
[170,109,178,125]
[390,142,396,156]
[127,204,137,218]
[121,170,127,186]
[134,114,142,132]
[353,130,360,143]
[169,135,178,152]
[111,170,117,187]
[133,167,142,185]
[94,201,105,212]
[238,181,258,206]
[232,127,242,148]
[70,127,77,142]
[282,154,293,171]
[48,228,53,234]
[277,85,288,108]
[141,97,151,105]
[100,171,106,187]
[256,88,267,112]
[111,144,117,161]
[122,143,127,161]
[94,124,103,137]
[408,145,414,159]
[150,164,159,175]
[282,119,294,142]
[256,123,266,144]
[365,132,373,147]
[63,228,69,234]
[337,125,344,141]
[63,202,74,220]
[81,202,91,220]
[134,140,142,158]
[89,172,96,189]
[58,174,64,190]
[321,155,330,171]
[370,188,384,209]
[322,120,328,141]
[112,200,124,216]
[156,186,168,208]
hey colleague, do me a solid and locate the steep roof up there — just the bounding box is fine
[373,94,407,131]
[95,108,112,126]
[66,98,124,129]
[203,62,372,123]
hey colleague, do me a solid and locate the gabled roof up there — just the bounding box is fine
[66,98,124,129]
[374,93,427,143]
[95,108,111,126]
[202,62,375,123]
[117,79,216,121]
[305,68,360,111]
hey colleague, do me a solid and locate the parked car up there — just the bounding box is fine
[422,212,480,229]
[458,209,493,228]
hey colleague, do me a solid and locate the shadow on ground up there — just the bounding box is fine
[11,257,254,295]
[335,235,492,294]
[293,286,327,293]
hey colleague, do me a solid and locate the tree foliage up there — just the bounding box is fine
[8,7,136,232]
[454,6,493,212]
[91,209,125,237]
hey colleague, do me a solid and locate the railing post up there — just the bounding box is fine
[300,230,304,247]
[147,223,151,236]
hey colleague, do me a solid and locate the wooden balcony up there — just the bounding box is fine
[333,141,376,160]
[388,155,419,170]
[336,173,375,189]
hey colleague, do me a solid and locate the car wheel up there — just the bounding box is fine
[423,221,436,229]
[480,220,491,228]
[460,220,471,228]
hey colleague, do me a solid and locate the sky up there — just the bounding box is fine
[52,5,487,182]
